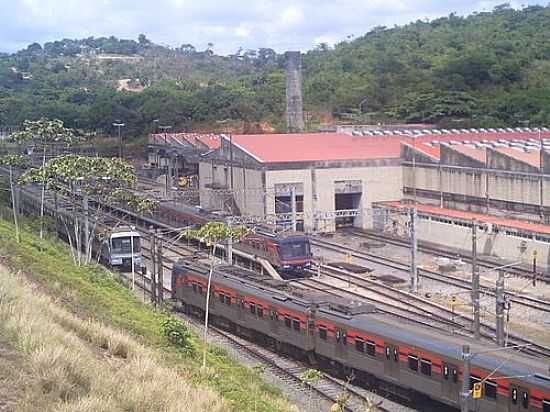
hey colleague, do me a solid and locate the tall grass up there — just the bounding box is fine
[0,269,226,411]
[0,217,298,411]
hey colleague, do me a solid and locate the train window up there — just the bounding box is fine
[257,307,264,318]
[284,317,292,328]
[198,286,203,295]
[408,355,418,372]
[443,365,449,380]
[355,338,365,353]
[484,380,497,399]
[342,332,347,346]
[219,293,225,303]
[542,399,550,412]
[250,304,256,315]
[522,392,529,409]
[319,327,327,340]
[452,368,458,383]
[366,341,376,357]
[420,359,432,376]
[385,346,390,359]
[292,320,301,331]
[270,309,277,320]
[192,284,197,293]
[511,388,518,404]
[393,348,399,362]
[226,296,231,305]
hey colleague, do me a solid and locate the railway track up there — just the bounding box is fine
[311,237,550,315]
[346,228,550,284]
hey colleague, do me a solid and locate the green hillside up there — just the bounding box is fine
[2,4,550,134]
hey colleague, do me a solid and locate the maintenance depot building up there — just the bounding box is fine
[198,133,403,233]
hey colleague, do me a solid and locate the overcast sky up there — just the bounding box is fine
[0,0,545,54]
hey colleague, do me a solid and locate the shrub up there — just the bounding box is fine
[161,317,193,353]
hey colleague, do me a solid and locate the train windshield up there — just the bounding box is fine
[111,236,140,254]
[279,240,310,259]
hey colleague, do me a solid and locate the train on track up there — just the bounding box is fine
[172,260,550,412]
[157,202,313,273]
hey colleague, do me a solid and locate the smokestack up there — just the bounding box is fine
[285,51,305,133]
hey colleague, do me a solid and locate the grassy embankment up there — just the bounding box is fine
[0,217,297,412]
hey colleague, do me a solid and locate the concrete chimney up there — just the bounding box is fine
[285,51,305,133]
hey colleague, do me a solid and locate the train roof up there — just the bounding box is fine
[327,308,550,389]
[173,259,550,390]
[111,226,140,238]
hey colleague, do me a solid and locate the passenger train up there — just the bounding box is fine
[157,202,313,273]
[172,260,550,412]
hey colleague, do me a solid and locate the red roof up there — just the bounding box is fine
[449,145,487,163]
[381,201,550,236]
[496,147,542,168]
[230,133,403,163]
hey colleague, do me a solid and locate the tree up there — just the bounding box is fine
[11,118,76,248]
[184,221,251,370]
[0,154,31,243]
[20,155,158,265]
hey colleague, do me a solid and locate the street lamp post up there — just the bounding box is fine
[112,122,126,158]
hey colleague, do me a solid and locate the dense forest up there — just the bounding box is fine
[2,3,550,135]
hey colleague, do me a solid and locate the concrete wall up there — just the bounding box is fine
[199,161,264,215]
[376,210,550,271]
[266,166,402,232]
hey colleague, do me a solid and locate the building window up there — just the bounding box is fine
[284,317,292,328]
[420,359,432,376]
[355,339,365,353]
[319,327,327,340]
[366,341,376,357]
[408,355,418,372]
[292,319,301,331]
[484,380,497,399]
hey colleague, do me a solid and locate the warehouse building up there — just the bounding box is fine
[198,133,403,233]
[401,130,550,223]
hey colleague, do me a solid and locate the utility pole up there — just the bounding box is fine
[291,185,297,232]
[472,219,481,339]
[410,207,418,293]
[150,227,157,306]
[226,236,233,265]
[496,270,505,347]
[83,193,89,262]
[157,235,164,305]
[461,344,471,412]
[159,125,172,198]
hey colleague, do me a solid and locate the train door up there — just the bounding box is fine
[509,386,529,412]
[384,344,400,380]
[335,328,348,360]
[441,362,460,403]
